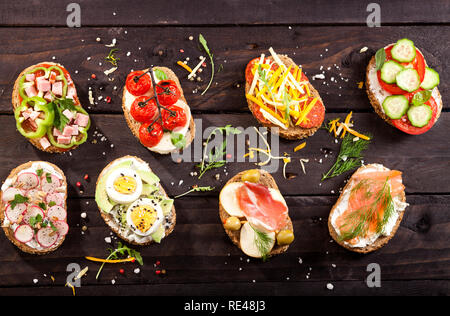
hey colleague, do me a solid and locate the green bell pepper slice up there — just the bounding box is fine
[48,66,68,98]
[14,96,54,139]
[18,67,49,100]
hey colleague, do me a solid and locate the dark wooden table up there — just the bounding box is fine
[0,0,448,296]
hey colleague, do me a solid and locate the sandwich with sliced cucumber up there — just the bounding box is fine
[366,38,442,135]
[95,156,175,245]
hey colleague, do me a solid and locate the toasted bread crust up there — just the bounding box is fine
[245,55,324,140]
[96,155,176,246]
[366,56,443,128]
[121,67,195,155]
[327,164,406,253]
[219,169,293,257]
[0,161,67,255]
[12,62,86,153]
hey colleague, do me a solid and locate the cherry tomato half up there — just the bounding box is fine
[139,122,163,147]
[161,105,187,131]
[156,80,180,106]
[126,71,152,96]
[130,96,158,123]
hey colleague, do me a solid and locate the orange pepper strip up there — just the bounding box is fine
[85,256,136,264]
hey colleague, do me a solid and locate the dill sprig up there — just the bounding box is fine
[338,178,394,241]
[174,186,215,199]
[322,133,371,180]
[199,34,214,96]
[105,48,120,67]
[250,225,273,261]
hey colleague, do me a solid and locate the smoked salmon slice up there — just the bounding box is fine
[237,182,288,231]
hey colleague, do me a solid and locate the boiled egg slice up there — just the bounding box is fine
[106,168,143,204]
[126,198,163,237]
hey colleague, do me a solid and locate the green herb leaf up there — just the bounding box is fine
[174,186,215,199]
[29,214,43,228]
[46,173,52,183]
[154,69,167,81]
[199,34,215,96]
[170,132,186,149]
[49,98,78,132]
[38,202,47,210]
[375,48,386,70]
[48,201,56,207]
[95,242,144,279]
[250,225,273,262]
[411,90,432,106]
[49,221,58,232]
[36,169,43,177]
[10,194,29,210]
[105,49,120,67]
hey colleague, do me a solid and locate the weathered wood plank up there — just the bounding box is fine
[0,195,448,293]
[0,26,447,113]
[1,0,449,26]
[0,113,449,197]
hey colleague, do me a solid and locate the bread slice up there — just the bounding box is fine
[366,55,443,128]
[12,62,87,153]
[245,55,325,140]
[96,155,176,246]
[328,164,407,253]
[219,169,293,257]
[0,161,68,255]
[122,67,195,155]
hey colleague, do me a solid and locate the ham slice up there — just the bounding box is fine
[57,135,72,145]
[25,74,35,82]
[53,128,62,137]
[62,109,74,121]
[39,137,51,150]
[63,125,73,137]
[71,125,79,135]
[74,113,89,127]
[52,81,63,96]
[36,77,51,92]
[44,92,53,102]
[25,86,38,97]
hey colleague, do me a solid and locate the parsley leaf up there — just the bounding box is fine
[36,169,43,177]
[48,201,56,207]
[10,194,29,210]
[29,214,43,228]
[170,132,186,149]
[46,173,52,183]
[48,98,77,132]
[38,202,47,210]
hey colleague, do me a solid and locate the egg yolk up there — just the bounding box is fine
[113,176,137,194]
[130,205,158,233]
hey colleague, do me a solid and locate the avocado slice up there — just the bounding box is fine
[137,169,160,185]
[151,224,165,243]
[95,160,133,213]
[142,183,159,196]
[147,195,173,216]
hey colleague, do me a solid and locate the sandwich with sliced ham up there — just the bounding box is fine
[245,48,325,140]
[219,169,294,260]
[12,62,90,153]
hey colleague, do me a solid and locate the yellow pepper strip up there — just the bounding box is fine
[65,282,76,296]
[357,81,364,89]
[292,66,298,81]
[177,61,193,73]
[273,66,291,92]
[85,256,136,263]
[340,111,353,138]
[341,125,371,140]
[328,118,340,137]
[297,67,303,82]
[304,83,310,96]
[296,98,318,126]
[246,94,287,124]
[294,142,306,152]
[268,67,283,86]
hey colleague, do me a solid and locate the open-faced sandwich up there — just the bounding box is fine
[12,62,91,152]
[366,38,442,135]
[328,164,408,253]
[122,67,195,154]
[95,156,175,245]
[245,47,325,140]
[0,161,68,254]
[219,169,294,260]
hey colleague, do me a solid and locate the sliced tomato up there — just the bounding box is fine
[377,44,426,94]
[245,58,259,84]
[391,95,438,135]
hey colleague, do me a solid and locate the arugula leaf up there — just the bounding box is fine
[199,34,215,96]
[10,194,29,210]
[375,48,386,70]
[154,69,167,81]
[411,90,432,106]
[95,242,144,279]
[171,132,186,149]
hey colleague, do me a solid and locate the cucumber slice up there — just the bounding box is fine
[391,38,416,63]
[382,95,409,119]
[407,104,432,128]
[420,67,440,90]
[396,68,421,92]
[380,60,404,84]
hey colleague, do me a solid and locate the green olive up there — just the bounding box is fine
[224,216,242,231]
[241,169,261,183]
[277,229,294,246]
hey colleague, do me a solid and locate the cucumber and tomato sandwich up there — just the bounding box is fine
[366,38,442,135]
[219,169,294,260]
[0,161,69,254]
[328,164,408,253]
[95,156,175,245]
[245,47,325,140]
[12,62,90,152]
[122,67,195,154]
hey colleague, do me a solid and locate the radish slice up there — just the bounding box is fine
[40,175,61,193]
[36,227,59,248]
[53,220,69,236]
[16,172,39,190]
[26,189,42,200]
[14,224,34,243]
[47,205,67,221]
[23,205,45,225]
[5,203,27,223]
[2,188,24,202]
[46,193,64,206]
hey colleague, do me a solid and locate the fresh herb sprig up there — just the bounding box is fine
[48,97,78,132]
[95,242,143,279]
[322,134,371,180]
[375,48,386,70]
[174,186,215,199]
[10,194,28,210]
[251,225,273,262]
[199,34,214,96]
[197,125,241,179]
[105,48,120,67]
